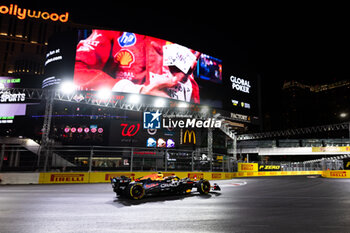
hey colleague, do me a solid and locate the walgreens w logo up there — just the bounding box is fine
[121,123,140,137]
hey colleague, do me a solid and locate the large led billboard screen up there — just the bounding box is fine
[73,29,222,105]
[44,29,259,118]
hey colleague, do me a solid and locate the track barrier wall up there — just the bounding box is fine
[38,172,235,184]
[0,173,40,184]
[2,170,343,184]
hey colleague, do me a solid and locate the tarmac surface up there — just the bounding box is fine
[1,176,350,233]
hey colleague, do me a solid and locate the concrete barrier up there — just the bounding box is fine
[1,170,347,185]
[38,171,235,184]
[234,170,323,177]
[0,173,39,184]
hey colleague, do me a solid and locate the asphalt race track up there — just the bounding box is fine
[1,176,350,233]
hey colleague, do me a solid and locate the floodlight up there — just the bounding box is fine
[177,102,189,108]
[60,81,76,94]
[340,112,348,118]
[97,88,112,100]
[128,94,141,104]
[154,98,166,108]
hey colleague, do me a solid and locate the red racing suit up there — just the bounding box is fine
[74,30,200,103]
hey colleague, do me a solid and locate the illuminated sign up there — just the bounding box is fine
[230,76,251,93]
[163,118,221,128]
[0,77,21,87]
[166,139,175,148]
[183,130,196,144]
[64,126,103,134]
[230,113,251,123]
[147,138,156,147]
[143,111,161,129]
[232,99,251,109]
[146,138,174,148]
[157,138,166,147]
[0,91,25,102]
[0,116,14,124]
[0,4,69,22]
[121,123,140,136]
[45,49,63,66]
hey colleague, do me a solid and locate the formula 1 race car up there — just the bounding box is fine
[111,173,221,200]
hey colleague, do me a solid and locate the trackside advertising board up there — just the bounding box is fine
[237,163,258,172]
[38,172,235,184]
[6,170,350,185]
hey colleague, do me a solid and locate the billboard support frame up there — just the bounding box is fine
[88,146,94,172]
[42,90,54,172]
[130,147,134,172]
[208,127,213,172]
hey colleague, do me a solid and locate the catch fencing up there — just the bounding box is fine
[0,144,234,173]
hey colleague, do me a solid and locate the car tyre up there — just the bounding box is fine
[126,183,145,200]
[197,179,211,194]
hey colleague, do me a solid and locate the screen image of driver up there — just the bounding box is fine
[74,30,200,103]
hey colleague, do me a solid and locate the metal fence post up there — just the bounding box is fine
[165,149,168,172]
[89,146,94,172]
[222,155,225,172]
[233,134,237,161]
[0,144,5,171]
[191,151,194,171]
[208,128,213,172]
[14,148,20,167]
[130,147,134,172]
[228,157,232,172]
[42,90,54,172]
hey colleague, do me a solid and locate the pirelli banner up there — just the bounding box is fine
[258,164,281,171]
[234,170,323,177]
[322,170,350,178]
[238,163,258,172]
[39,172,90,184]
[38,172,235,184]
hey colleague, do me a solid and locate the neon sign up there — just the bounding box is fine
[0,4,69,23]
[121,123,140,137]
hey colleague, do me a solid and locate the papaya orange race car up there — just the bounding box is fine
[111,173,220,200]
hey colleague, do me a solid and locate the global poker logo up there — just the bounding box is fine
[143,110,162,129]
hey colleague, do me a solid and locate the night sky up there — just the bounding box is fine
[12,1,350,98]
